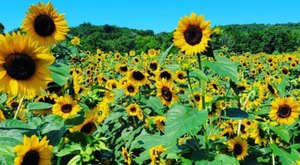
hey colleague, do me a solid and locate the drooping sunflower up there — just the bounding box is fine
[173,12,212,55]
[156,78,178,107]
[122,147,132,165]
[52,96,80,119]
[227,136,248,161]
[0,109,6,122]
[149,145,166,165]
[0,32,55,98]
[269,97,300,125]
[92,99,111,124]
[21,2,69,46]
[14,135,53,165]
[69,112,97,134]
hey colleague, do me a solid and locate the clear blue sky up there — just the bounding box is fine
[1,0,300,33]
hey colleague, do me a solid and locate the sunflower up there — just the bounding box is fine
[157,69,173,82]
[52,96,80,119]
[122,147,132,165]
[149,145,166,165]
[117,64,129,74]
[0,109,5,122]
[156,79,178,107]
[126,103,141,116]
[21,2,69,46]
[71,36,80,45]
[269,97,300,125]
[175,70,187,83]
[152,116,166,132]
[127,69,148,86]
[69,112,97,134]
[123,82,139,96]
[14,135,53,165]
[0,32,54,98]
[227,136,248,161]
[93,99,110,124]
[173,12,212,55]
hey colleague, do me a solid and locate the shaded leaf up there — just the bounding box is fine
[223,108,248,119]
[269,125,291,143]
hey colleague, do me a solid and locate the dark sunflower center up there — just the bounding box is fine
[11,102,19,109]
[21,150,40,165]
[161,86,172,102]
[132,71,145,81]
[241,124,246,133]
[127,85,135,92]
[267,84,275,94]
[150,63,158,71]
[61,104,72,113]
[34,14,56,37]
[80,122,94,134]
[212,84,218,90]
[4,53,36,80]
[160,71,171,80]
[233,144,243,155]
[178,73,184,79]
[278,104,292,118]
[282,68,288,75]
[184,25,203,46]
[238,86,246,91]
[130,107,137,113]
[38,96,55,104]
[194,95,201,102]
[120,66,128,72]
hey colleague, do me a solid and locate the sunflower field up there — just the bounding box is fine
[1,2,300,165]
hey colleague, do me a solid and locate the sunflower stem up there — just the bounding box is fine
[237,120,242,135]
[187,70,196,107]
[197,53,209,150]
[268,129,275,165]
[13,95,25,120]
[196,54,206,110]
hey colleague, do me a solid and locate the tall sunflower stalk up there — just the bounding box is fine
[173,13,212,150]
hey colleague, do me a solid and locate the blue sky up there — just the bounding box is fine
[1,0,300,33]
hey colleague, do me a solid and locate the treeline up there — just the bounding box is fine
[69,22,300,54]
[212,23,300,54]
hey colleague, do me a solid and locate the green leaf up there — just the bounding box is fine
[0,93,7,104]
[27,102,53,111]
[164,104,208,146]
[159,44,174,65]
[65,114,85,127]
[203,56,237,82]
[223,108,248,119]
[49,63,70,86]
[211,154,239,165]
[0,119,36,130]
[0,130,23,165]
[67,155,81,165]
[269,125,291,143]
[141,96,165,115]
[40,115,66,145]
[165,64,180,71]
[57,144,82,157]
[189,68,208,81]
[270,143,299,165]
